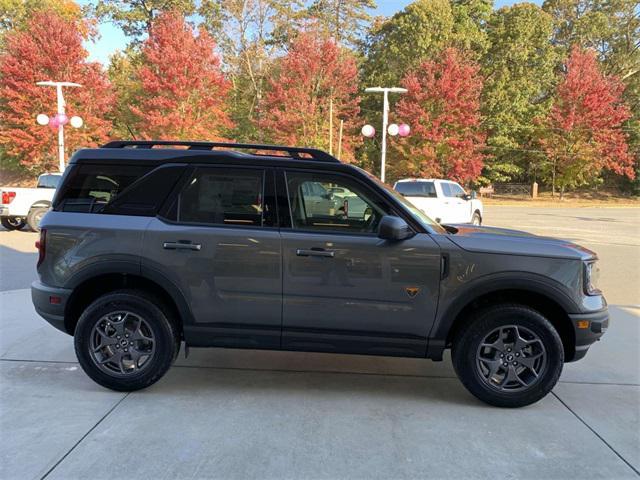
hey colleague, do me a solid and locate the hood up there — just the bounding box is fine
[443,224,597,261]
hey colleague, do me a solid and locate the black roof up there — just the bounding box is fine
[77,140,341,164]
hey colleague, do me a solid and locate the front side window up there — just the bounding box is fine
[178,168,265,227]
[286,171,388,234]
[448,183,466,198]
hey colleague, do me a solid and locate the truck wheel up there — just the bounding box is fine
[27,207,48,232]
[471,212,482,225]
[452,304,563,408]
[1,217,26,231]
[74,290,180,392]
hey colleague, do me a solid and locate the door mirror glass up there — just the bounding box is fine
[378,215,414,241]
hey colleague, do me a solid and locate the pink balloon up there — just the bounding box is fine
[48,116,60,130]
[54,113,69,126]
[398,123,411,137]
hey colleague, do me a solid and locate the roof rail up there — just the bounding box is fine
[101,140,340,163]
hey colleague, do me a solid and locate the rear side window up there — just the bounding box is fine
[394,181,437,198]
[176,168,267,227]
[37,174,61,189]
[54,163,184,216]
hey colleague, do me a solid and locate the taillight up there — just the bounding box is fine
[36,229,46,268]
[1,191,16,204]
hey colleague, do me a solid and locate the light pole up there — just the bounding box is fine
[36,81,82,172]
[364,87,407,183]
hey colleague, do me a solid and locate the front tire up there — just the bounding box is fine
[74,291,180,391]
[1,217,25,230]
[27,207,48,232]
[452,304,563,408]
[471,211,482,225]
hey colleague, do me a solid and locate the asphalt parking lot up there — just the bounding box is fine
[1,206,639,480]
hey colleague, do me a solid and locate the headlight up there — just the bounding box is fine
[584,261,601,295]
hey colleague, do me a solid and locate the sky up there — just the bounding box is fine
[80,0,543,65]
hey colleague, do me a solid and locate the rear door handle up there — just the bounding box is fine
[296,248,335,258]
[163,241,202,251]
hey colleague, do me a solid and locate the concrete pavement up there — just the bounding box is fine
[0,206,639,479]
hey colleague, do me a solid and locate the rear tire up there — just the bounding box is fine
[1,217,25,231]
[452,304,563,408]
[27,207,48,232]
[74,290,180,391]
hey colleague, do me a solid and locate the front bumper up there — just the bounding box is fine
[0,207,9,216]
[568,308,609,361]
[31,281,73,335]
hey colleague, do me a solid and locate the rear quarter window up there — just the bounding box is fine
[54,163,185,216]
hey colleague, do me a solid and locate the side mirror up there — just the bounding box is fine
[378,215,415,241]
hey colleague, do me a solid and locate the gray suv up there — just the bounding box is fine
[31,141,609,407]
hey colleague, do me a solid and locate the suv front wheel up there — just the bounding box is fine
[74,290,180,391]
[452,304,564,408]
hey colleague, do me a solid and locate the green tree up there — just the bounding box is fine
[201,0,302,142]
[94,0,197,40]
[481,3,557,184]
[305,0,376,48]
[450,0,493,58]
[1,0,86,40]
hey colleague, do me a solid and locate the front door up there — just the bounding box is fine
[142,165,282,349]
[280,170,441,357]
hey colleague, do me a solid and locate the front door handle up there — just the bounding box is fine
[296,248,335,258]
[163,241,202,251]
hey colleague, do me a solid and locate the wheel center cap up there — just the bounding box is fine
[120,339,128,346]
[506,354,514,361]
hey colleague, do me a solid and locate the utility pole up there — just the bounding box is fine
[329,98,334,155]
[364,87,407,183]
[36,81,81,172]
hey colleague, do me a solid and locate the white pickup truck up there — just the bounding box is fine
[0,173,62,231]
[393,178,483,225]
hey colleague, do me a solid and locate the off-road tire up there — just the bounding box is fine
[1,217,25,230]
[452,304,564,408]
[74,290,180,392]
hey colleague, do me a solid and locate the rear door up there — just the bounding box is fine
[142,165,282,349]
[439,182,466,223]
[279,169,441,357]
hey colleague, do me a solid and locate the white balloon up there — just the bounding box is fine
[361,124,375,138]
[387,123,399,136]
[70,116,83,128]
[36,114,49,126]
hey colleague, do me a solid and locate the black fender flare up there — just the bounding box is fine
[428,271,580,348]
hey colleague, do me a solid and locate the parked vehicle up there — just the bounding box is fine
[393,179,483,225]
[0,173,62,231]
[31,141,608,407]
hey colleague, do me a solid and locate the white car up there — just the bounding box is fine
[393,178,483,225]
[0,173,62,231]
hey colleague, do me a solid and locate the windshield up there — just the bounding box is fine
[394,181,437,198]
[356,168,446,234]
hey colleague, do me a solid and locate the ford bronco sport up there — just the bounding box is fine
[31,141,609,407]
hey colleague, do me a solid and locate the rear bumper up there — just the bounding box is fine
[568,308,609,361]
[31,281,72,335]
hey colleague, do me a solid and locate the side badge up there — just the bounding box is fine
[405,287,420,298]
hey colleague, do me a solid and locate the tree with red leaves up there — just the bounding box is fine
[259,32,360,162]
[539,46,634,197]
[130,11,232,141]
[392,48,485,184]
[0,11,113,172]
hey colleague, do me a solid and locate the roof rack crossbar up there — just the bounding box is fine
[101,140,339,163]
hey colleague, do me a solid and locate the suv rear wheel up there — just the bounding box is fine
[452,304,563,408]
[74,290,179,391]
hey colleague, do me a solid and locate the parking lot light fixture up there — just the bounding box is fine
[364,87,408,182]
